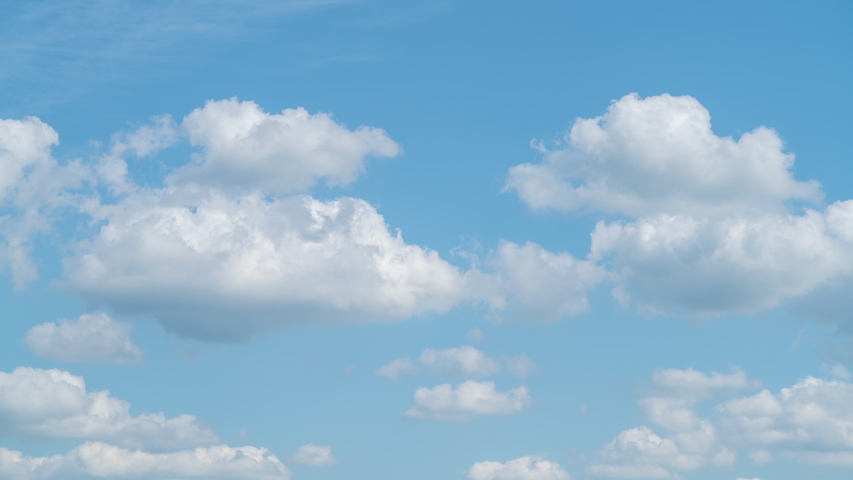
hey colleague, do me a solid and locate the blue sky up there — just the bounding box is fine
[0,1,852,479]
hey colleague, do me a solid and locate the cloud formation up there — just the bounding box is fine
[0,367,218,450]
[467,456,572,480]
[289,444,337,466]
[404,380,531,421]
[505,92,853,319]
[505,93,820,217]
[175,98,401,194]
[376,345,534,380]
[63,192,465,341]
[24,312,143,364]
[0,442,290,480]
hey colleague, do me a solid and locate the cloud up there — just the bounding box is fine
[289,444,337,466]
[403,380,531,421]
[0,367,218,450]
[62,191,466,341]
[0,442,290,480]
[0,116,88,288]
[505,93,820,217]
[174,98,401,194]
[475,241,609,323]
[589,208,853,315]
[503,92,853,319]
[375,358,418,381]
[589,367,750,478]
[467,328,486,342]
[717,376,853,463]
[24,311,143,364]
[376,346,534,380]
[467,456,572,480]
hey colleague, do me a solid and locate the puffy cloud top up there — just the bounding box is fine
[24,312,143,364]
[176,98,401,194]
[467,456,572,480]
[0,367,218,450]
[506,93,820,217]
[404,380,531,421]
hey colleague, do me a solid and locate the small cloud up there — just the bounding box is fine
[749,449,771,465]
[24,312,143,364]
[404,381,531,421]
[290,444,337,466]
[831,364,852,380]
[375,358,418,380]
[578,404,588,415]
[467,328,486,343]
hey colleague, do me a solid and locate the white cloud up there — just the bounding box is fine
[0,116,89,288]
[503,93,853,319]
[376,346,535,380]
[24,311,143,364]
[375,358,418,381]
[404,380,531,421]
[505,93,820,217]
[0,442,290,480]
[466,456,572,480]
[475,241,609,323]
[62,191,466,341]
[467,328,486,342]
[0,367,218,450]
[589,367,748,478]
[588,425,735,479]
[589,208,853,315]
[174,98,401,194]
[717,376,853,462]
[97,115,178,195]
[289,444,337,466]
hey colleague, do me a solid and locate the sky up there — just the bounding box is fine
[0,1,852,479]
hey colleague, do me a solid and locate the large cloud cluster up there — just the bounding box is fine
[507,93,853,318]
[0,367,291,480]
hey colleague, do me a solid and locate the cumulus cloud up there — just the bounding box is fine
[289,444,337,466]
[466,456,572,480]
[589,208,853,315]
[588,367,753,478]
[0,116,88,288]
[0,442,290,480]
[404,380,531,421]
[717,376,853,464]
[0,367,218,450]
[174,98,401,194]
[505,93,820,217]
[376,346,534,380]
[62,191,466,341]
[24,311,143,364]
[503,92,853,319]
[474,241,608,323]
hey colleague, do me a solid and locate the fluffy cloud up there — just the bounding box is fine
[376,346,534,380]
[475,241,608,323]
[404,380,531,421]
[0,442,290,480]
[466,456,571,480]
[505,93,819,217]
[62,191,466,341]
[590,207,853,315]
[24,312,143,364]
[504,92,853,318]
[588,367,753,478]
[174,98,401,194]
[588,425,735,479]
[289,444,337,466]
[0,116,88,288]
[0,367,218,450]
[717,376,853,464]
